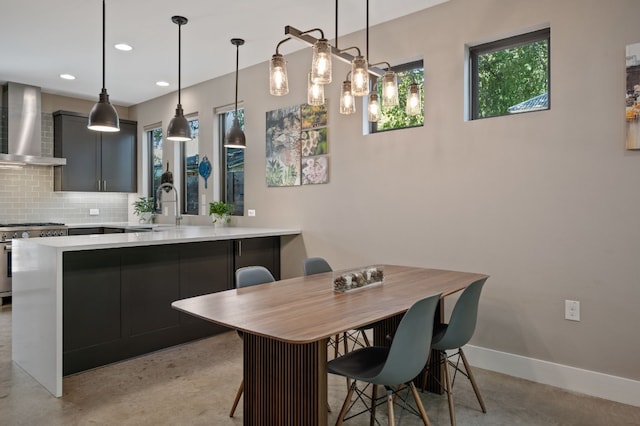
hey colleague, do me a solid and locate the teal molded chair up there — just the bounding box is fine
[429,277,488,426]
[303,257,371,355]
[328,293,442,425]
[229,266,275,418]
[303,257,332,276]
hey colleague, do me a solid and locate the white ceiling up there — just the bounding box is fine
[0,0,447,107]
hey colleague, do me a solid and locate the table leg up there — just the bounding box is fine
[243,334,328,426]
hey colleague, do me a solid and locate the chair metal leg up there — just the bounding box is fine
[362,329,371,347]
[229,377,244,417]
[336,380,357,426]
[442,354,456,426]
[459,348,486,413]
[409,382,432,426]
[386,390,395,426]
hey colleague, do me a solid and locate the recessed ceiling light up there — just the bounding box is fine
[114,43,133,51]
[59,74,76,80]
[156,81,170,87]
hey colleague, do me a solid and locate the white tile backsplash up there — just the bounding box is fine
[0,113,129,224]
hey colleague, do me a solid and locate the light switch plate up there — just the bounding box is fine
[248,209,256,217]
[565,300,580,321]
[89,209,99,216]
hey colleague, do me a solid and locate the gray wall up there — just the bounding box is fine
[130,0,640,383]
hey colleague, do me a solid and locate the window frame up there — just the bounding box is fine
[180,117,200,216]
[146,125,163,213]
[369,59,424,134]
[469,27,550,120]
[219,108,245,216]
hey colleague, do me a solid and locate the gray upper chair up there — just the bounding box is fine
[327,292,442,425]
[236,265,275,289]
[229,265,275,418]
[303,257,332,276]
[430,277,488,426]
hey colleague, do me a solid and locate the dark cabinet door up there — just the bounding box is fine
[63,249,122,374]
[53,110,137,192]
[121,245,181,338]
[53,112,99,191]
[179,240,233,298]
[101,120,137,192]
[233,237,281,286]
[178,241,233,332]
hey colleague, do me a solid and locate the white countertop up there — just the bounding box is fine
[13,226,301,251]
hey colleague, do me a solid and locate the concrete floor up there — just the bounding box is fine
[1,303,639,425]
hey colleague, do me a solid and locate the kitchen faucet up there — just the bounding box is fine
[156,183,182,226]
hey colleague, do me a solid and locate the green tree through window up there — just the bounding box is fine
[221,109,244,216]
[471,28,550,119]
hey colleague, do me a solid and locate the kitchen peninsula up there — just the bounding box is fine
[11,226,300,397]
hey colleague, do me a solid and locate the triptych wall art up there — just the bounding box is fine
[626,42,640,150]
[265,103,329,187]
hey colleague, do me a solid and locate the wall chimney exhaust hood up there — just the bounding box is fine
[0,82,66,166]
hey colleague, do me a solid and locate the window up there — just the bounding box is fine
[470,28,550,120]
[181,118,200,215]
[220,109,244,216]
[370,60,424,133]
[147,126,163,211]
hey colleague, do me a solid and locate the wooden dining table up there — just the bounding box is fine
[171,264,488,425]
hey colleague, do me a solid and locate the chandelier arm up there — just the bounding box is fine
[275,37,292,55]
[299,28,325,39]
[284,26,385,77]
[338,46,362,57]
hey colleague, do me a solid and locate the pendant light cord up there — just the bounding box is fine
[234,43,239,117]
[101,0,106,90]
[366,0,369,61]
[177,22,182,105]
[335,0,339,50]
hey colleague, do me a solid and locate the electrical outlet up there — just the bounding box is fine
[248,209,256,217]
[565,300,580,321]
[89,208,99,216]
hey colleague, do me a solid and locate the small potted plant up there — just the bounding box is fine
[132,197,156,224]
[209,201,234,227]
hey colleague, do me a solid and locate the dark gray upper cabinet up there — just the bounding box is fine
[53,110,137,192]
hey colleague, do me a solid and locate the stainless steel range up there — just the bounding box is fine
[0,223,69,299]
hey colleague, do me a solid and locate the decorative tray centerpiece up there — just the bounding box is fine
[333,265,385,293]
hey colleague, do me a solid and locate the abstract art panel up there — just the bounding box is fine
[266,103,329,187]
[626,42,640,149]
[302,155,329,185]
[266,105,302,186]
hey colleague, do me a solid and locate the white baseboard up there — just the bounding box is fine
[463,345,640,408]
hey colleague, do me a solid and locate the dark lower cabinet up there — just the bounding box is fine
[233,237,281,287]
[63,240,235,375]
[63,249,123,374]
